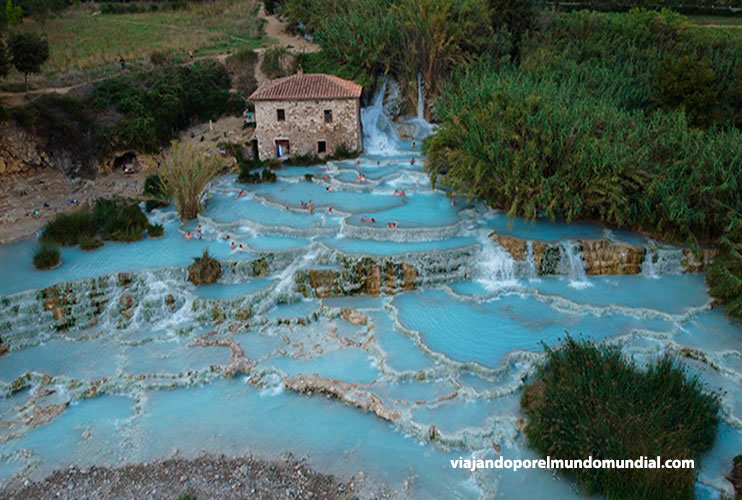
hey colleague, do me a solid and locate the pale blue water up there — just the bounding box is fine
[0,91,740,500]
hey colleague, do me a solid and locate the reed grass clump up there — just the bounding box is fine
[159,141,223,220]
[33,245,61,270]
[521,336,720,500]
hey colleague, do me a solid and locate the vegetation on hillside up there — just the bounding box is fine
[90,61,240,152]
[521,336,720,500]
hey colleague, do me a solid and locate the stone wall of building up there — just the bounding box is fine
[252,98,362,160]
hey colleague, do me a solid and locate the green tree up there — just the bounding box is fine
[488,0,534,60]
[652,55,717,128]
[5,0,21,25]
[9,31,49,92]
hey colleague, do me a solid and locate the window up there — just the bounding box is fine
[324,110,332,123]
[277,109,285,121]
[318,141,327,154]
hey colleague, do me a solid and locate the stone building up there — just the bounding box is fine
[248,72,363,160]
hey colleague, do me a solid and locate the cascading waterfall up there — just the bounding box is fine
[641,246,659,279]
[399,73,435,141]
[476,237,517,290]
[652,247,685,274]
[525,241,538,279]
[564,241,591,289]
[360,79,400,155]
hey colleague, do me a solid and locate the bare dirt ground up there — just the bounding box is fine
[0,169,151,244]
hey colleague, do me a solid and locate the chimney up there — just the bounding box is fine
[297,64,303,75]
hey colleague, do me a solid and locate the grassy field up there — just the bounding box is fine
[4,0,266,88]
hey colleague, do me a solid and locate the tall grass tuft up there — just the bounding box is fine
[521,336,720,500]
[33,245,61,270]
[159,141,223,220]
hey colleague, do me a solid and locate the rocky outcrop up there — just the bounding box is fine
[578,239,645,275]
[191,332,256,378]
[492,232,710,276]
[682,248,717,273]
[24,402,70,428]
[284,374,400,422]
[0,122,50,177]
[340,308,368,326]
[495,235,528,261]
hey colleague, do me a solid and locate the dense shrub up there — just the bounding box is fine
[424,65,742,242]
[39,199,148,250]
[11,94,106,178]
[92,198,148,242]
[706,218,742,319]
[147,223,165,238]
[89,61,233,152]
[225,48,259,98]
[143,174,170,211]
[521,336,720,500]
[99,1,187,15]
[40,211,96,246]
[33,245,60,270]
[188,250,222,285]
[149,50,170,66]
[288,0,494,104]
[259,46,296,80]
[79,235,104,251]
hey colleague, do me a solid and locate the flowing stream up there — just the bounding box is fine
[0,86,740,500]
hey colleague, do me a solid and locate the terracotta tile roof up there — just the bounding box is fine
[249,73,363,101]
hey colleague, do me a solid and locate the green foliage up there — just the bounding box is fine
[521,336,720,500]
[288,0,494,103]
[706,218,742,319]
[5,0,22,26]
[259,46,295,80]
[147,223,164,238]
[225,47,259,97]
[92,198,148,242]
[149,49,170,66]
[99,1,187,15]
[143,174,170,211]
[8,31,49,91]
[79,235,104,251]
[653,55,717,127]
[33,245,60,270]
[488,0,534,58]
[39,199,148,249]
[11,94,105,176]
[287,144,359,166]
[40,211,96,246]
[89,61,233,152]
[425,64,742,242]
[158,140,223,220]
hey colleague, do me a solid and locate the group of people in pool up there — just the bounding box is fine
[184,224,204,240]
